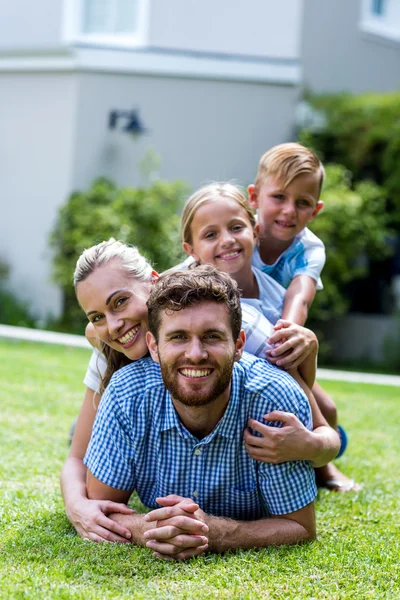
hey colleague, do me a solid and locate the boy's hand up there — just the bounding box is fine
[244,412,312,463]
[266,320,317,371]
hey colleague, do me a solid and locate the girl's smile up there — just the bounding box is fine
[183,197,256,278]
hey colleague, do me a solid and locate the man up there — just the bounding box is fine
[85,265,317,560]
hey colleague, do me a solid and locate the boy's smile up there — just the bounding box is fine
[249,173,323,246]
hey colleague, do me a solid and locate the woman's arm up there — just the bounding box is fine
[60,386,135,543]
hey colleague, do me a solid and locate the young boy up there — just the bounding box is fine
[248,142,360,492]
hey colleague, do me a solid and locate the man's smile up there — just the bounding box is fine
[179,368,213,379]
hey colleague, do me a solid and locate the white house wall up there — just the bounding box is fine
[71,71,299,193]
[148,0,303,60]
[0,73,77,321]
[302,0,400,93]
[0,0,64,49]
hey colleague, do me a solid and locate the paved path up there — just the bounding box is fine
[1,323,399,387]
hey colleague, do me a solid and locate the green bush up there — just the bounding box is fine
[0,259,37,327]
[308,164,393,323]
[298,91,400,217]
[50,177,188,333]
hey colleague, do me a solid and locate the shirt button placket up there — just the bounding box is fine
[192,446,203,502]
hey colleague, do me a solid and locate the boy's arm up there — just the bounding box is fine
[281,275,318,326]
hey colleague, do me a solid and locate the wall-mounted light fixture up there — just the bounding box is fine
[108,109,147,135]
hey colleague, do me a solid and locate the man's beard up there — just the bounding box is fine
[159,356,234,407]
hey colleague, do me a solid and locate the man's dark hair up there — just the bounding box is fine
[147,265,242,341]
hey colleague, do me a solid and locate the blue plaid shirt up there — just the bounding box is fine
[84,352,317,519]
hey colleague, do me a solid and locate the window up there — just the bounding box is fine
[372,0,385,16]
[63,0,150,47]
[360,0,400,44]
[83,0,138,35]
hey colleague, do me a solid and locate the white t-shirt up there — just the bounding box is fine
[241,267,285,326]
[252,227,326,290]
[83,348,107,393]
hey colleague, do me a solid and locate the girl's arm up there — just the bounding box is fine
[60,355,135,543]
[241,309,339,466]
[244,371,340,467]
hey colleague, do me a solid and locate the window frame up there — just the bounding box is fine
[62,0,151,48]
[359,0,400,45]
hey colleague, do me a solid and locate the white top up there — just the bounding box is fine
[252,227,326,290]
[83,348,107,393]
[241,267,285,326]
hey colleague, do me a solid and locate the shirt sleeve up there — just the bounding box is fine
[241,303,274,359]
[256,377,317,514]
[292,241,326,290]
[84,381,137,491]
[83,349,107,393]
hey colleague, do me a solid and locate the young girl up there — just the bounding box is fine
[180,183,353,486]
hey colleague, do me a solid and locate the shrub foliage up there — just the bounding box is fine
[308,164,393,323]
[299,91,400,217]
[50,177,188,333]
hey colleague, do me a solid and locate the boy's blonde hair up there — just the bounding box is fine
[255,143,325,197]
[181,182,256,245]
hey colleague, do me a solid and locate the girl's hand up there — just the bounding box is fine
[266,319,317,371]
[68,497,135,543]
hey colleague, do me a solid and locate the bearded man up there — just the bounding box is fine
[85,265,317,560]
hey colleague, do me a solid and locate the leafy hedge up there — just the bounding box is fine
[50,177,188,333]
[308,164,393,323]
[0,259,36,327]
[299,91,400,217]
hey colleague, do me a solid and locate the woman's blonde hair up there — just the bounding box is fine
[181,182,256,245]
[74,238,153,288]
[74,238,153,392]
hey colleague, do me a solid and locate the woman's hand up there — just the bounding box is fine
[265,319,318,371]
[68,497,136,543]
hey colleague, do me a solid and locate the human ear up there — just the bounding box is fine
[234,330,246,361]
[248,184,259,209]
[151,270,160,284]
[182,242,201,263]
[146,331,159,363]
[253,222,260,244]
[310,200,324,220]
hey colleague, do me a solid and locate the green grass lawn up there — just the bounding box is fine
[0,339,399,599]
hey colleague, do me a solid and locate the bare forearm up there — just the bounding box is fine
[282,296,309,326]
[308,427,340,467]
[297,346,318,388]
[206,512,315,553]
[60,456,88,511]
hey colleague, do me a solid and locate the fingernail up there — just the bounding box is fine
[126,532,131,539]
